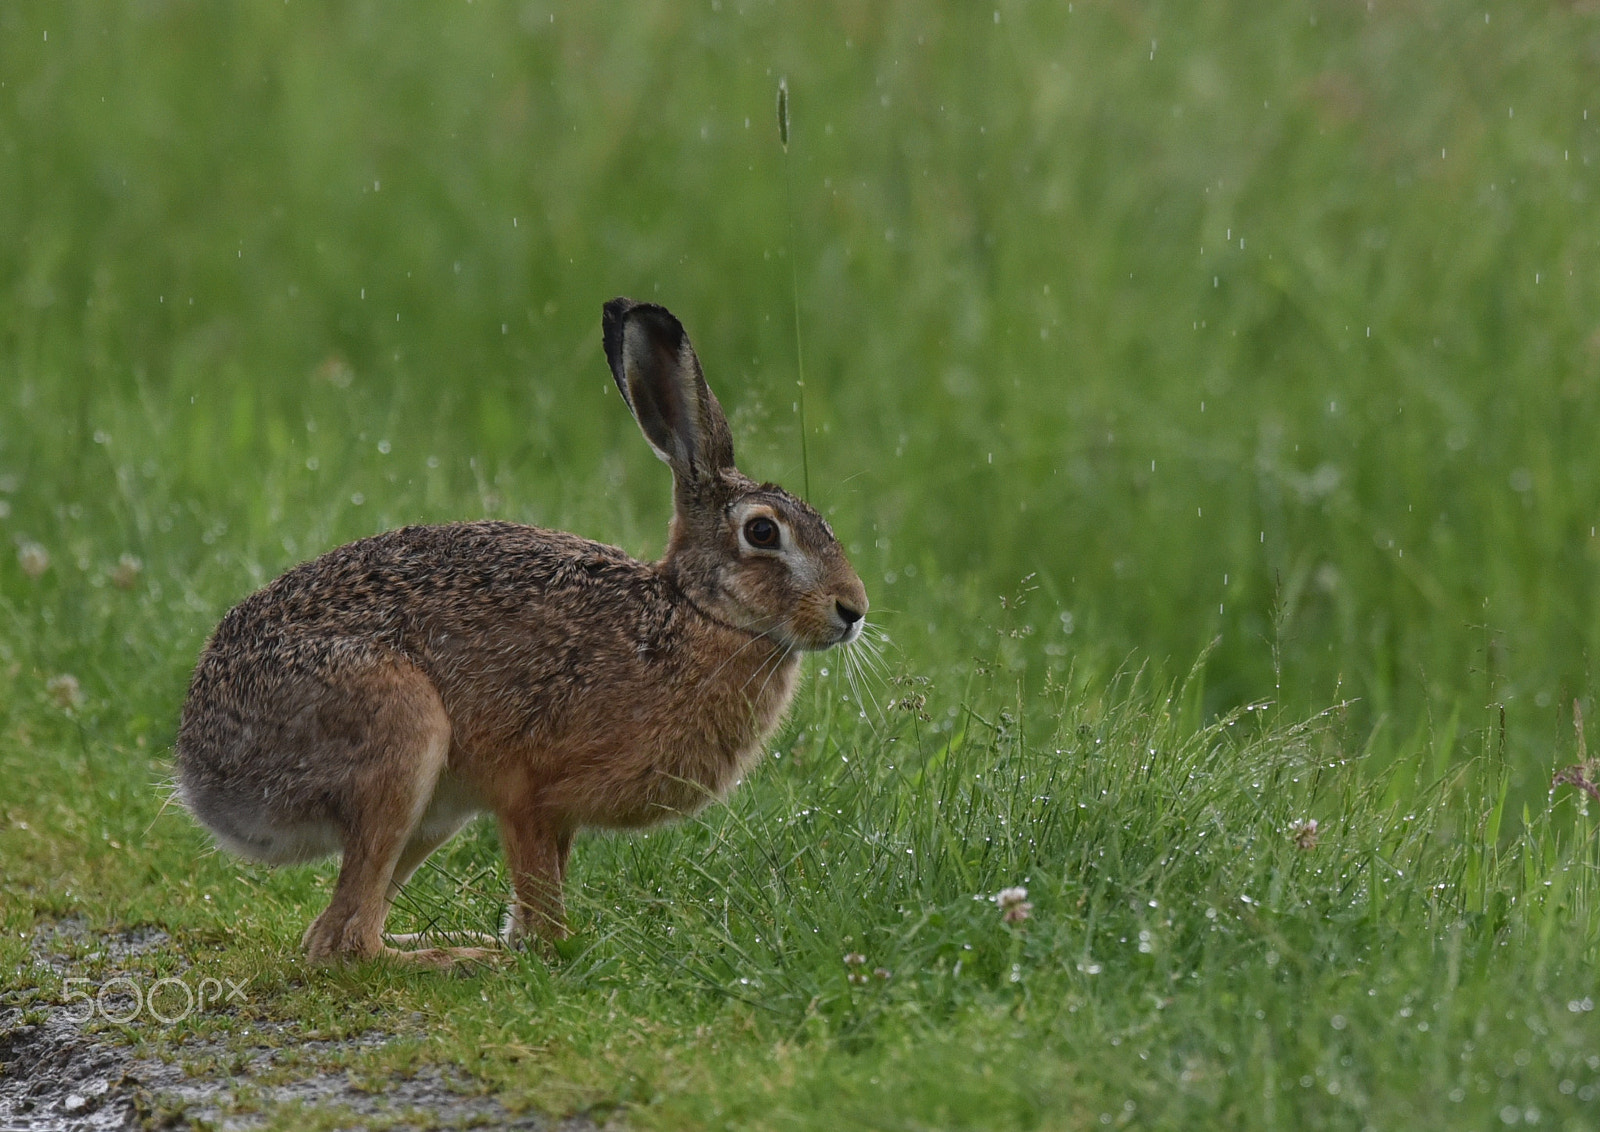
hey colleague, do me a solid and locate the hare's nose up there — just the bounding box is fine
[835,600,865,627]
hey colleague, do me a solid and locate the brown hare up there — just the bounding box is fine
[175,299,868,967]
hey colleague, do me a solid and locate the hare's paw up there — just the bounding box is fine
[380,944,505,970]
[502,902,569,946]
[303,907,383,963]
[384,929,501,948]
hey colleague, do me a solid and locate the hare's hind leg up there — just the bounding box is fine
[299,665,486,967]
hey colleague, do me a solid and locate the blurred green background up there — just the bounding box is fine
[4,1,1600,790]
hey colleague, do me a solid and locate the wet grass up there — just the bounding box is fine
[3,2,1600,1128]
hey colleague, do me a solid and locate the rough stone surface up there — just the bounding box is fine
[0,920,601,1131]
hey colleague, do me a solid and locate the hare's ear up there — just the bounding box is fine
[602,298,735,482]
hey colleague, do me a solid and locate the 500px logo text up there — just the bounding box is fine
[60,976,249,1025]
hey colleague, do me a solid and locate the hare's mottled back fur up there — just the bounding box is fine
[175,300,868,966]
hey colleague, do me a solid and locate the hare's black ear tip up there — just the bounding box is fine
[602,297,685,338]
[603,297,637,329]
[610,302,685,343]
[601,300,687,376]
[602,298,638,373]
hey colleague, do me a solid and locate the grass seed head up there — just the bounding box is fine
[1552,763,1600,804]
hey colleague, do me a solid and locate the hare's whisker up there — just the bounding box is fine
[738,636,791,697]
[695,621,780,694]
[841,641,885,719]
[865,646,893,684]
[752,642,798,706]
[842,647,866,713]
[854,630,888,673]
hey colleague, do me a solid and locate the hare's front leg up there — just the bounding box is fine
[498,808,574,945]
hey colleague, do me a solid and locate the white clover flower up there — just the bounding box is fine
[17,542,50,579]
[994,886,1033,925]
[110,554,143,590]
[46,674,83,711]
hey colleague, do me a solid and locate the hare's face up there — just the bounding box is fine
[711,486,868,652]
[603,297,867,653]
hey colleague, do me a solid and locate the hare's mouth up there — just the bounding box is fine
[765,620,850,653]
[785,617,861,652]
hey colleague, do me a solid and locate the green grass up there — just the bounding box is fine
[3,2,1600,1128]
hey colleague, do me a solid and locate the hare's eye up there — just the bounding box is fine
[743,517,781,549]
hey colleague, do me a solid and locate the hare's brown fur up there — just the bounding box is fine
[175,300,867,966]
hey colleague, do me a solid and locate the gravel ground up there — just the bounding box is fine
[0,921,599,1131]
